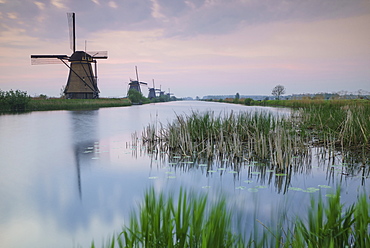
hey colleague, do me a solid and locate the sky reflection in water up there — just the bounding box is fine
[0,101,368,248]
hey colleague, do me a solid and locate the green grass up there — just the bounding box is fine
[297,103,370,152]
[25,98,131,111]
[108,187,244,248]
[90,187,369,248]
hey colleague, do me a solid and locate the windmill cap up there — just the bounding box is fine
[69,51,93,62]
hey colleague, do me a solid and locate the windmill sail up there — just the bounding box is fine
[86,51,108,59]
[67,12,76,52]
[31,55,68,65]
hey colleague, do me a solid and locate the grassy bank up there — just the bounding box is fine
[91,187,369,248]
[156,99,370,155]
[25,98,132,111]
[259,99,370,153]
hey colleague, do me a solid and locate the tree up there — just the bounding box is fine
[127,89,146,104]
[244,98,253,106]
[272,85,286,100]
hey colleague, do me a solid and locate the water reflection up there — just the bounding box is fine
[132,140,369,195]
[69,110,99,199]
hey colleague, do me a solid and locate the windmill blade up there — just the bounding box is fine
[31,55,69,65]
[67,12,76,52]
[139,82,148,85]
[86,51,108,59]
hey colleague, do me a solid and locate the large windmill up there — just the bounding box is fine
[31,13,108,99]
[128,66,147,94]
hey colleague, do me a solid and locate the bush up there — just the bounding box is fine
[0,89,31,112]
[244,98,253,105]
[127,89,148,104]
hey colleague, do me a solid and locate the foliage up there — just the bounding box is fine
[204,98,370,152]
[127,89,148,104]
[91,187,369,248]
[27,98,131,111]
[117,187,244,248]
[272,85,286,100]
[244,98,253,105]
[0,89,31,112]
[292,189,355,247]
[41,94,48,99]
[259,99,370,152]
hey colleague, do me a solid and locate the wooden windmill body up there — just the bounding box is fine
[31,13,107,99]
[148,79,160,99]
[127,66,147,94]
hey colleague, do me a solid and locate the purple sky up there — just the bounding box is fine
[0,0,369,98]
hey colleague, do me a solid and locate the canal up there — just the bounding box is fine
[0,101,367,247]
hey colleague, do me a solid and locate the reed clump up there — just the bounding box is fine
[296,103,370,152]
[115,187,244,248]
[272,189,369,248]
[142,111,309,170]
[91,187,369,248]
[140,101,370,170]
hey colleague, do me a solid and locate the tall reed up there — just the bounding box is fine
[297,103,370,152]
[142,110,309,170]
[117,187,244,248]
[90,187,369,248]
[245,188,369,248]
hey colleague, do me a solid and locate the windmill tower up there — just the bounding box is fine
[31,13,108,99]
[128,66,147,94]
[166,88,174,99]
[158,85,165,97]
[148,79,160,99]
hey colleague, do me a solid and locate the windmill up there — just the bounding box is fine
[166,88,174,99]
[31,13,108,99]
[158,85,165,97]
[128,66,147,94]
[148,79,160,99]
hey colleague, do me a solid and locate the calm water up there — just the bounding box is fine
[0,101,368,247]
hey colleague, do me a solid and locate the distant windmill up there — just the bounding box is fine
[128,66,147,94]
[31,13,108,99]
[158,85,165,97]
[166,88,174,98]
[148,79,160,99]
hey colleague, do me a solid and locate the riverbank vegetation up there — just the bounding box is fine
[140,102,369,170]
[136,99,369,196]
[0,89,132,112]
[27,97,131,111]
[0,89,31,111]
[0,89,180,112]
[199,99,370,153]
[91,187,369,248]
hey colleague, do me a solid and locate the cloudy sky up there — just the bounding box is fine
[0,0,369,98]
